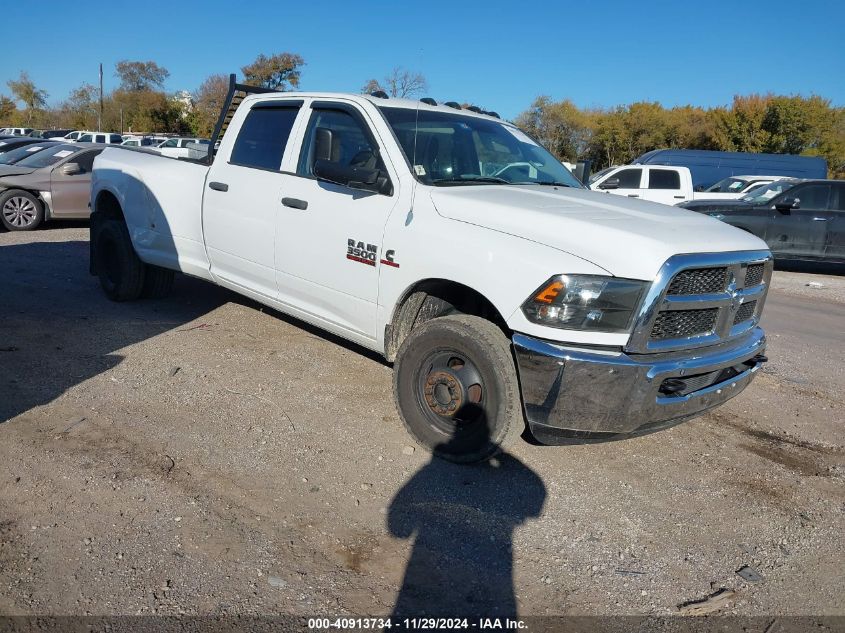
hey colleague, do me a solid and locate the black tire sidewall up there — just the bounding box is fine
[95,221,144,301]
[394,316,518,463]
[0,190,43,231]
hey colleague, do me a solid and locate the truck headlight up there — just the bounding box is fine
[521,275,647,333]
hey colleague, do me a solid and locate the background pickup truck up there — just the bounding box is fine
[588,164,782,205]
[89,77,773,463]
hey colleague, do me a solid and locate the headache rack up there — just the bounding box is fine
[206,73,277,165]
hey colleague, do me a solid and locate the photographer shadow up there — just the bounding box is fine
[388,419,546,619]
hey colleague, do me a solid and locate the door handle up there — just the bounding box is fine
[627,194,639,198]
[673,195,685,199]
[812,217,829,221]
[208,181,228,192]
[282,197,308,210]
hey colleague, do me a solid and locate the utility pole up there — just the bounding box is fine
[98,63,103,132]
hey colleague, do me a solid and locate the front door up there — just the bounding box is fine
[767,183,832,259]
[49,149,102,218]
[599,167,645,200]
[274,102,399,339]
[203,101,302,299]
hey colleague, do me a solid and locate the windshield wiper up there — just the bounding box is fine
[516,180,575,188]
[432,176,511,186]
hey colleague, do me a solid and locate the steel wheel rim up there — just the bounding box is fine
[2,196,37,227]
[415,348,486,434]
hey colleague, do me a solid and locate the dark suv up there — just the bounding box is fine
[679,179,845,264]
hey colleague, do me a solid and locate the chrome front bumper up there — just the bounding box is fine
[513,327,766,445]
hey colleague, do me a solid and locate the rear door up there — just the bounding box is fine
[645,167,686,205]
[203,100,303,299]
[767,183,832,258]
[49,149,102,218]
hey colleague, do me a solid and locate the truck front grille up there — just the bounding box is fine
[733,300,757,324]
[745,264,765,287]
[626,251,773,353]
[666,267,727,295]
[651,308,718,340]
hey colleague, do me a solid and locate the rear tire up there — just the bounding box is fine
[95,220,145,301]
[393,315,523,463]
[141,265,175,299]
[0,190,43,231]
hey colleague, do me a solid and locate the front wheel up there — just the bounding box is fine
[1,190,43,231]
[393,315,523,463]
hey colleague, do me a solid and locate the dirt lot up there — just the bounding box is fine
[0,226,843,617]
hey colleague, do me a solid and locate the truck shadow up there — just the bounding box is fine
[0,237,387,424]
[0,239,231,423]
[387,421,546,618]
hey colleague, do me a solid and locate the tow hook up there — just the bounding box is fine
[659,378,687,395]
[752,354,768,364]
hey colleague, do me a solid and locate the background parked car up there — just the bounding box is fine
[36,129,74,140]
[678,179,845,263]
[121,136,163,148]
[77,132,124,144]
[155,137,210,158]
[701,175,784,198]
[0,137,52,155]
[0,143,104,231]
[0,142,62,173]
[0,127,34,136]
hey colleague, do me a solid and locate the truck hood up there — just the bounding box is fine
[429,185,768,280]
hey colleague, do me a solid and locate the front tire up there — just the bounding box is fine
[94,220,145,301]
[141,264,175,299]
[393,315,523,463]
[0,190,43,231]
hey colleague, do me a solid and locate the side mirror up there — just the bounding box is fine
[775,197,799,212]
[313,158,390,194]
[599,177,619,190]
[62,162,81,176]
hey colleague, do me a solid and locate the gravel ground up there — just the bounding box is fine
[0,226,842,617]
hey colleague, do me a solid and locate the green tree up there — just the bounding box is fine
[241,53,304,90]
[0,95,17,124]
[6,72,48,123]
[190,74,230,137]
[115,60,170,92]
[61,82,98,129]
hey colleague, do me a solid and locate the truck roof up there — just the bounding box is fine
[239,91,505,123]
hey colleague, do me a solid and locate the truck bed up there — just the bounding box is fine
[93,147,213,281]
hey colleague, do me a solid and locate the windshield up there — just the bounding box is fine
[378,107,582,188]
[741,180,797,204]
[14,144,78,169]
[587,166,616,185]
[707,177,749,193]
[0,143,59,165]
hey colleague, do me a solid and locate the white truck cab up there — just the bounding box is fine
[589,164,693,205]
[88,77,772,463]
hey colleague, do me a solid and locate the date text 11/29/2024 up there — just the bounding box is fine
[308,617,527,630]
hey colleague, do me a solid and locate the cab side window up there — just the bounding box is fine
[297,108,384,178]
[648,169,681,190]
[793,184,831,209]
[75,150,101,172]
[230,104,300,171]
[613,168,643,188]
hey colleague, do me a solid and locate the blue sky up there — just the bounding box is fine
[2,0,843,120]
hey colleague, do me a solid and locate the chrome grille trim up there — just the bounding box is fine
[625,250,773,354]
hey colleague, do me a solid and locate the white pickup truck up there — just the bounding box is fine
[588,165,780,205]
[89,78,772,462]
